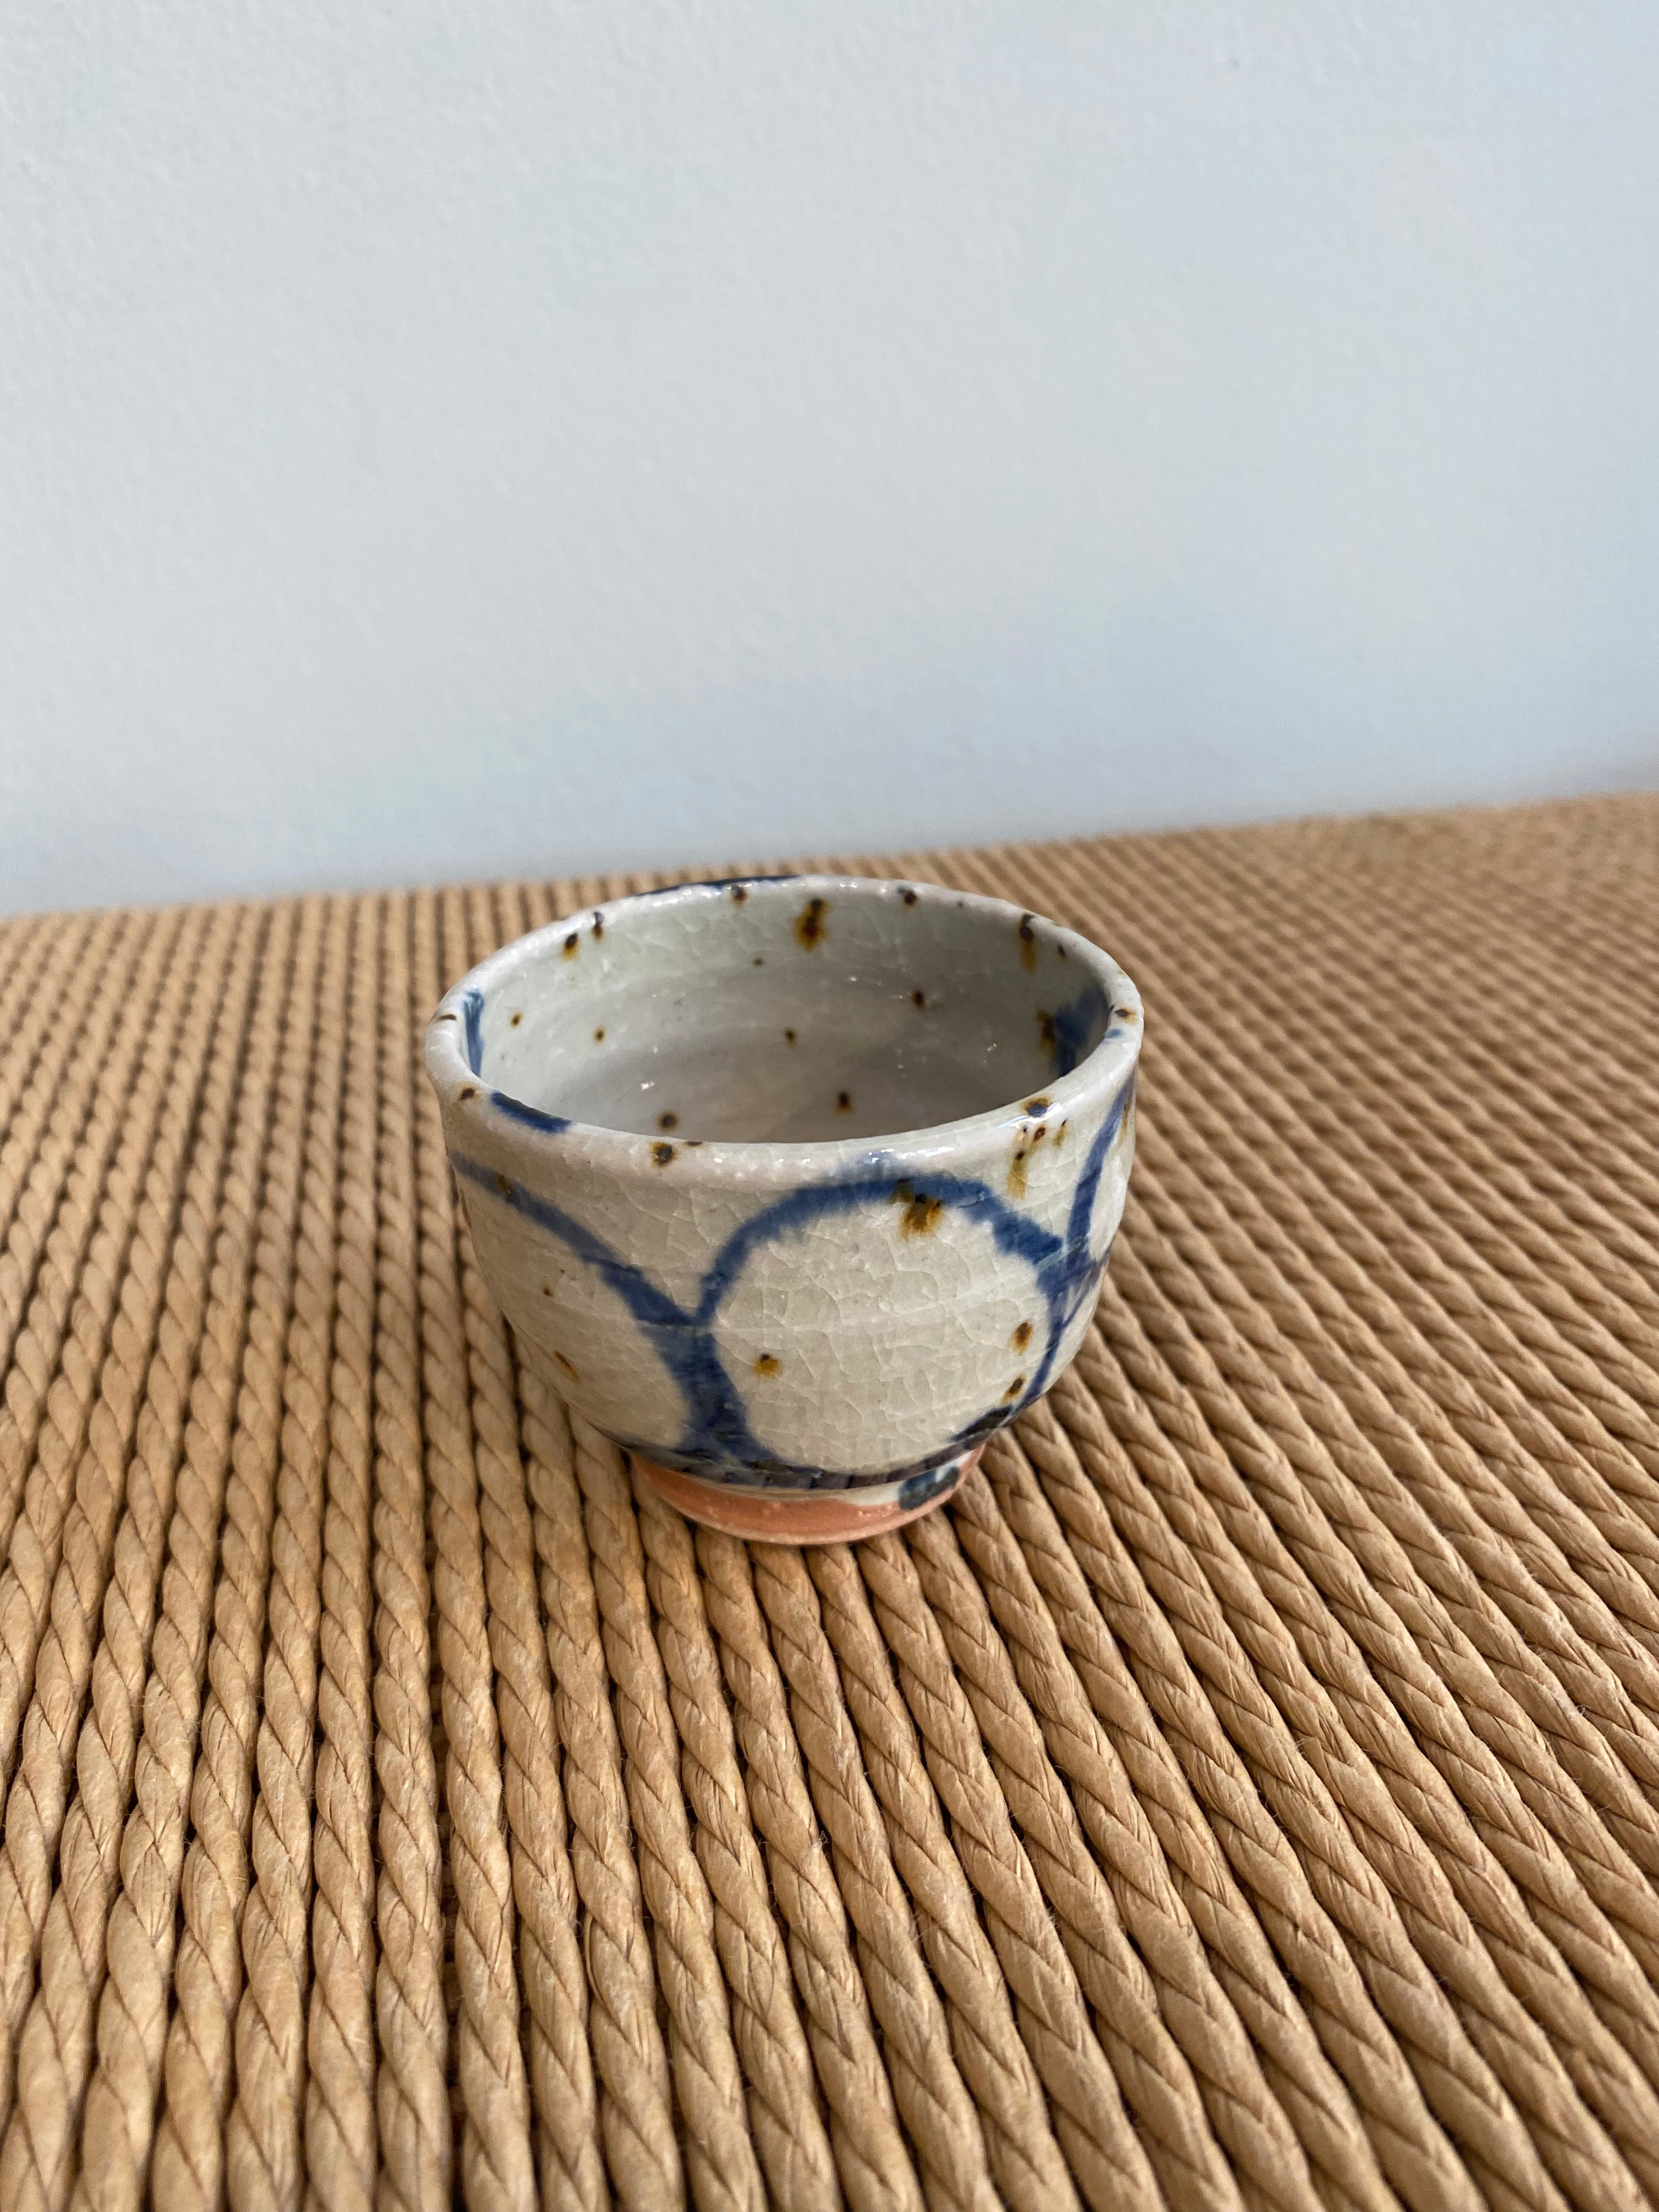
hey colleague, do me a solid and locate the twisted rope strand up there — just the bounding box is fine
[746,1540,1031,2212]
[1123,1145,1659,1958]
[950,1452,1412,2212]
[368,891,450,2211]
[905,1502,1322,2212]
[520,1374,680,2211]
[71,904,299,2212]
[408,889,534,2212]
[631,1473,839,2212]
[0,902,233,2111]
[227,898,352,2209]
[150,898,328,2212]
[1080,1273,1659,2194]
[0,903,257,2212]
[1014,1387,1560,2212]
[1128,1069,1659,1816]
[0,913,146,1554]
[0,913,185,1706]
[568,1420,762,2212]
[1054,1334,1643,2212]
[456,883,604,2212]
[693,1531,925,2212]
[305,903,381,2212]
[812,1539,1146,2212]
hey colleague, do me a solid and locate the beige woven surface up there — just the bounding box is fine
[1,793,1657,2211]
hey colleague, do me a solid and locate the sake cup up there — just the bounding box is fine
[426,873,1140,1541]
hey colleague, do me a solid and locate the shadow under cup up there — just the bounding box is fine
[428,875,1140,1542]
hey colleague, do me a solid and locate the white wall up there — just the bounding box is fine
[3,3,1657,915]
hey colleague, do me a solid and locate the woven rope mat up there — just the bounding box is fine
[2,795,1658,2212]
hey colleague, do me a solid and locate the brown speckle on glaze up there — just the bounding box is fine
[652,1141,676,1167]
[1057,943,1068,960]
[911,989,926,1009]
[541,1283,554,1296]
[458,1085,478,1101]
[494,1171,512,1197]
[562,931,579,958]
[1112,1003,1138,1024]
[1037,1010,1058,1058]
[510,1011,523,1028]
[753,955,764,967]
[730,884,749,904]
[593,1026,606,1041]
[1012,1319,1034,1352]
[783,1027,797,1045]
[753,1352,781,1375]
[1025,1096,1051,1115]
[658,1110,679,1131]
[1017,913,1039,973]
[836,1090,853,1113]
[437,1011,457,1023]
[555,1351,580,1383]
[592,913,605,939]
[900,887,918,906]
[895,1186,943,1237]
[1004,1375,1026,1400]
[1056,1119,1069,1148]
[794,896,828,950]
[1007,1147,1029,1200]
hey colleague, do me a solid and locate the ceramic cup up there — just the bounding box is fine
[426,874,1141,1541]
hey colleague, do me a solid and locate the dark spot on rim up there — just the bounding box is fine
[437,1011,457,1023]
[510,1011,523,1027]
[1012,1320,1034,1351]
[541,1283,553,1296]
[652,1141,676,1167]
[1005,1375,1027,1400]
[900,887,919,906]
[1017,913,1039,973]
[1032,1124,1048,1142]
[593,1026,606,1041]
[730,884,749,904]
[794,896,828,950]
[562,932,579,958]
[783,1028,797,1044]
[753,955,764,967]
[1057,943,1069,960]
[753,1353,781,1376]
[1111,1003,1137,1023]
[592,913,605,938]
[836,1090,853,1113]
[1025,1096,1051,1114]
[555,1351,580,1383]
[685,1139,705,1147]
[458,1085,479,1101]
[494,1171,512,1197]
[911,989,926,1009]
[658,1110,679,1131]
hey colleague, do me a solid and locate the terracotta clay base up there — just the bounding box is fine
[635,1446,983,1543]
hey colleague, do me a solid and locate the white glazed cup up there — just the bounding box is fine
[426,874,1141,1541]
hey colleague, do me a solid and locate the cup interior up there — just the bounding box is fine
[463,877,1114,1144]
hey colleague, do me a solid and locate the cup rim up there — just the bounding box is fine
[425,873,1141,1177]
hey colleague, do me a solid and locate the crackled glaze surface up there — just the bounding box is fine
[426,874,1141,1533]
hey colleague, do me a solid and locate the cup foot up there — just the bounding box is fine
[634,1447,981,1543]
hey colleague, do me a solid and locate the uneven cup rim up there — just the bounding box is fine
[425,873,1142,1180]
